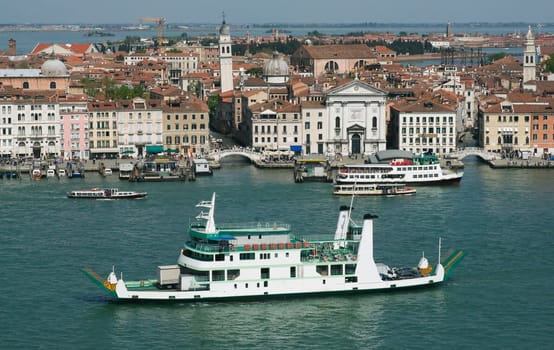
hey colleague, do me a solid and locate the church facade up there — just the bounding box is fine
[324,79,387,157]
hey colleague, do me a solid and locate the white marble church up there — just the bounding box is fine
[325,79,388,157]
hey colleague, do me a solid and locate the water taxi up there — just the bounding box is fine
[333,183,416,196]
[82,193,464,302]
[336,150,463,186]
[67,188,147,199]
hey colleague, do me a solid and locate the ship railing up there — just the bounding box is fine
[217,222,291,231]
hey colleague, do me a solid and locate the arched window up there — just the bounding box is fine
[324,61,339,73]
[486,136,490,145]
[23,82,29,89]
[514,136,518,145]
[372,117,377,128]
[525,136,529,145]
[50,81,56,89]
[497,136,502,145]
[335,117,341,129]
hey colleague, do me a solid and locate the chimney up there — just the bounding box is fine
[8,38,16,56]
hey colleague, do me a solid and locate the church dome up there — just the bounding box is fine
[219,20,230,36]
[263,52,289,78]
[41,58,68,76]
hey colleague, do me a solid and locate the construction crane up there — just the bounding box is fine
[140,17,166,54]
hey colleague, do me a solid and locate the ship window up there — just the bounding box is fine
[264,281,268,287]
[240,253,255,260]
[286,252,289,258]
[345,264,356,275]
[234,284,237,289]
[316,265,329,276]
[227,269,240,280]
[331,265,343,276]
[212,270,225,281]
[215,254,225,261]
[258,235,262,239]
[345,276,358,283]
[245,283,249,288]
[261,268,270,279]
[290,266,296,278]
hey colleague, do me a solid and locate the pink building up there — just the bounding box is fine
[59,97,89,160]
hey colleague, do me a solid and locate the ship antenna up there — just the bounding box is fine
[438,237,442,264]
[348,191,355,225]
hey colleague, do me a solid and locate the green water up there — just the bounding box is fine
[1,157,552,349]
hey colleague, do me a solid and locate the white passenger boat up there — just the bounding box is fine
[333,183,416,196]
[82,193,465,302]
[67,188,147,199]
[336,150,463,186]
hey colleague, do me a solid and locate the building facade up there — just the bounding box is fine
[325,80,387,157]
[390,100,457,155]
[479,99,554,157]
[300,101,327,155]
[162,99,210,157]
[117,98,163,158]
[59,98,89,160]
[249,99,302,152]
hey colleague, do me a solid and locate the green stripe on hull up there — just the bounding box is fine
[441,249,466,280]
[81,267,118,299]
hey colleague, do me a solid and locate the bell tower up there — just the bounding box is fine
[218,13,233,93]
[523,26,536,83]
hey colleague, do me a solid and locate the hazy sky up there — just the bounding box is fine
[1,0,552,24]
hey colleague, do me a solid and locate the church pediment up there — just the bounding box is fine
[347,123,366,132]
[327,80,387,97]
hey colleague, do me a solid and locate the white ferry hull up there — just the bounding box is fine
[112,273,443,301]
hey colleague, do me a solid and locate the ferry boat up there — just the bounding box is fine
[67,188,147,199]
[333,183,416,196]
[336,150,463,186]
[82,193,465,302]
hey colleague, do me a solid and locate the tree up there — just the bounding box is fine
[488,53,506,64]
[542,55,554,73]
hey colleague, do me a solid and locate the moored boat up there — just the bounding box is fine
[336,150,463,186]
[82,192,464,302]
[333,183,416,196]
[67,188,147,199]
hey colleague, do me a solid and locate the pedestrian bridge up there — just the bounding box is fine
[207,148,263,163]
[446,147,498,161]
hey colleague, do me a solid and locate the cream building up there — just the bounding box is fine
[390,100,457,155]
[117,98,163,158]
[162,98,210,157]
[0,89,61,158]
[300,101,327,155]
